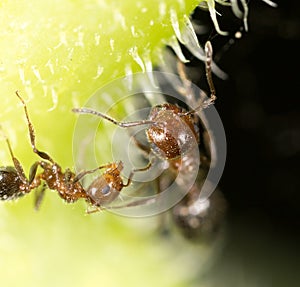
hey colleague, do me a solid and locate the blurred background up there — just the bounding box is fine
[189,0,299,285]
[0,1,299,287]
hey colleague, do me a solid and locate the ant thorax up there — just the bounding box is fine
[35,161,86,203]
[146,103,199,160]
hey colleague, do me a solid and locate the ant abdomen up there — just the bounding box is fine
[0,166,24,200]
[146,103,199,159]
[172,184,227,241]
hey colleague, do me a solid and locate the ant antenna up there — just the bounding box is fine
[205,41,216,100]
[180,41,216,116]
[72,107,158,128]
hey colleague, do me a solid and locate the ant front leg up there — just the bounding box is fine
[5,138,29,186]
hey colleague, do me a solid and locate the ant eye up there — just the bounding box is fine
[101,185,111,195]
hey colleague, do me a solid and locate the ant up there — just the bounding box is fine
[72,41,216,172]
[73,41,227,239]
[170,171,227,241]
[0,92,145,212]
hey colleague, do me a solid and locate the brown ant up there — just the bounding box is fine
[72,41,215,169]
[72,41,217,199]
[73,41,227,239]
[0,92,145,212]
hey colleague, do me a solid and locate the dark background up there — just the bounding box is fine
[185,1,299,285]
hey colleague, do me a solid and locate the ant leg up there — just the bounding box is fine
[178,41,216,117]
[76,156,154,199]
[122,161,153,187]
[15,91,55,163]
[5,138,28,185]
[86,206,102,214]
[104,178,159,210]
[28,162,46,209]
[28,161,40,184]
[127,129,151,155]
[176,60,197,106]
[104,197,157,210]
[73,163,119,183]
[72,108,156,128]
[34,182,46,211]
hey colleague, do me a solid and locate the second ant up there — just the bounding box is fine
[0,92,145,212]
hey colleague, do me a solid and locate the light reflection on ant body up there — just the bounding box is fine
[0,92,145,212]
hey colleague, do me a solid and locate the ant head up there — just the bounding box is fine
[146,103,199,160]
[86,162,124,207]
[0,166,24,200]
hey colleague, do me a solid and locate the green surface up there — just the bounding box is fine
[0,0,201,166]
[0,1,219,286]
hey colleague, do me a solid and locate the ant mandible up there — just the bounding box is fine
[72,41,215,170]
[0,92,145,212]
